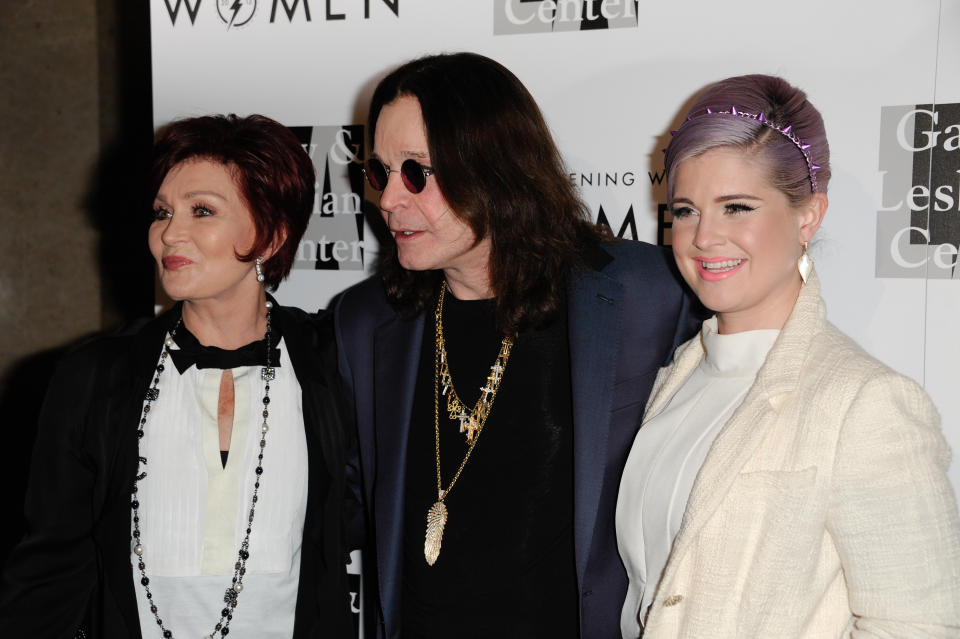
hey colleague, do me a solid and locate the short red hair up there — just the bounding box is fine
[150,114,314,290]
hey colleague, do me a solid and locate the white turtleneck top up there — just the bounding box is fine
[615,318,779,638]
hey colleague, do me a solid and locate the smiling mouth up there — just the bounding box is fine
[699,259,743,273]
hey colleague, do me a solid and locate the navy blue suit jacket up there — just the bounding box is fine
[334,241,700,639]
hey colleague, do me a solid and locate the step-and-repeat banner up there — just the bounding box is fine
[151,0,959,626]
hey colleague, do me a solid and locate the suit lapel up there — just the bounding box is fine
[105,310,176,638]
[279,306,323,386]
[568,266,624,582]
[276,306,328,463]
[372,311,424,626]
[275,305,334,504]
[644,334,704,419]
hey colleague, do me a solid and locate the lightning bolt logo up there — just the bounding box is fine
[227,0,243,28]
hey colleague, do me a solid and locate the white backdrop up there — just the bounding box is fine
[150,0,960,508]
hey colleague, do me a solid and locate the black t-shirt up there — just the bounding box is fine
[401,291,578,638]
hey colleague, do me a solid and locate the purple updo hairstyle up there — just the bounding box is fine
[664,74,831,207]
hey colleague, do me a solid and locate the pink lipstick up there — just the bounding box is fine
[696,257,745,282]
[162,255,193,270]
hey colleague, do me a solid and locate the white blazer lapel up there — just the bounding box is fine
[643,333,705,420]
[658,273,828,574]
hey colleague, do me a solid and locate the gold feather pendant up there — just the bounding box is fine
[424,500,448,566]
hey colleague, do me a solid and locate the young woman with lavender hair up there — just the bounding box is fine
[615,74,960,638]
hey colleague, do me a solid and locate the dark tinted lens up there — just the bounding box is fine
[400,159,427,193]
[364,158,388,191]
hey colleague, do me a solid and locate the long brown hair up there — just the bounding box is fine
[369,52,604,333]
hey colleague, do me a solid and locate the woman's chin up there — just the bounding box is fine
[157,279,196,303]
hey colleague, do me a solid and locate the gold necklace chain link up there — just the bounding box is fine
[437,308,512,446]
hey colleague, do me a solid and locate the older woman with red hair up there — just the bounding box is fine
[0,114,353,638]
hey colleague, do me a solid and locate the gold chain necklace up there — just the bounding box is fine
[425,283,514,566]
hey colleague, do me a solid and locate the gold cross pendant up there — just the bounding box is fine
[459,414,480,444]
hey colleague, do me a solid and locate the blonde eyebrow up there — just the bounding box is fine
[715,193,762,202]
[671,194,763,206]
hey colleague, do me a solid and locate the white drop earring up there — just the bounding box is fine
[797,242,813,285]
[255,256,265,283]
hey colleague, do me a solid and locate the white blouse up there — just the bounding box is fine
[132,336,308,638]
[615,318,779,638]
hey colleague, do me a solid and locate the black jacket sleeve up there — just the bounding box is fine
[0,346,106,637]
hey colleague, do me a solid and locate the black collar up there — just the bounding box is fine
[165,300,284,373]
[167,323,282,373]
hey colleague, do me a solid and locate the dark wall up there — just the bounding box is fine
[0,0,153,565]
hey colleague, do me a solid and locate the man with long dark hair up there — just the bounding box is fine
[335,52,700,639]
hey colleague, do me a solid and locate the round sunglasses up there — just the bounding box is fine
[363,157,435,194]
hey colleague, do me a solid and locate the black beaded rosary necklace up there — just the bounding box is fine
[131,301,275,639]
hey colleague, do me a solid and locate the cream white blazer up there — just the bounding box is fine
[637,272,960,638]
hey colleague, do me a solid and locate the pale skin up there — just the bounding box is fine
[374,95,493,300]
[150,158,283,454]
[670,147,827,334]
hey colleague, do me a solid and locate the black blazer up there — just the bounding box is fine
[335,241,702,639]
[0,303,354,638]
